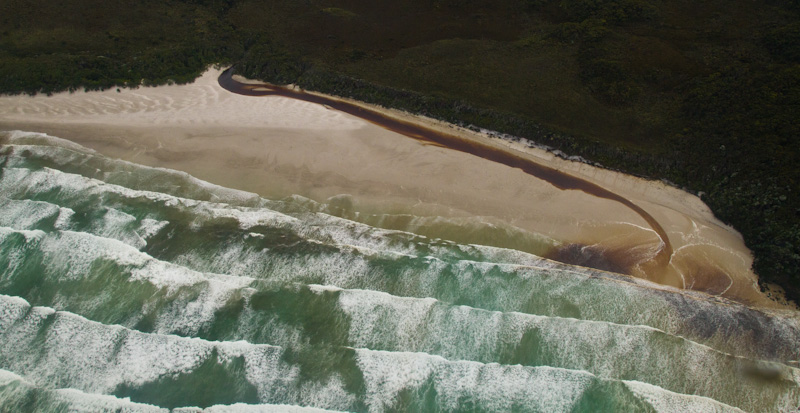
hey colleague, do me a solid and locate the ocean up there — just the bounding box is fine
[0,130,798,412]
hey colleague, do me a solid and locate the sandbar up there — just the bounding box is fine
[0,68,790,309]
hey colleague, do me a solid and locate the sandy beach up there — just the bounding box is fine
[0,68,788,309]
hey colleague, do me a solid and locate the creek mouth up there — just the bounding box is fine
[218,68,673,277]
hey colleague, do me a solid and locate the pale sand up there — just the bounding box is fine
[0,68,790,309]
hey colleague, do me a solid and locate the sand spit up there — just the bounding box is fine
[0,68,789,310]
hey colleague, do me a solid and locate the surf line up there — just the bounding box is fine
[218,68,673,268]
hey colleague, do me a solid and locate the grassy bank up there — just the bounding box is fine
[1,0,798,303]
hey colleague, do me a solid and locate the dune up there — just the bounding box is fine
[0,67,789,309]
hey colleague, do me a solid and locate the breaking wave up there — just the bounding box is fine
[0,130,798,412]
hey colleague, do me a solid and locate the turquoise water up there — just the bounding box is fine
[0,130,798,412]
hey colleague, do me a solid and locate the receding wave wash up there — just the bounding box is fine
[0,130,798,412]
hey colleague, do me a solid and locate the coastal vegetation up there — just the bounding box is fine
[1,0,798,304]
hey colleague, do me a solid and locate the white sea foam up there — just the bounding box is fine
[355,348,795,412]
[0,163,299,249]
[0,368,29,387]
[336,288,438,347]
[0,226,46,289]
[624,380,745,413]
[3,133,261,205]
[296,213,426,256]
[4,130,98,154]
[176,403,348,412]
[203,205,299,230]
[356,349,594,412]
[0,165,178,211]
[138,217,169,240]
[0,293,34,333]
[231,249,374,288]
[0,367,168,413]
[0,198,62,230]
[0,153,300,232]
[92,207,147,249]
[51,388,169,413]
[54,206,76,229]
[36,230,144,280]
[307,284,344,294]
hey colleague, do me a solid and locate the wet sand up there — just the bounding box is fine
[0,68,788,309]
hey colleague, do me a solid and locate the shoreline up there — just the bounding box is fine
[219,69,674,273]
[0,67,792,310]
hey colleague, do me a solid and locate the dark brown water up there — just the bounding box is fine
[217,68,673,273]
